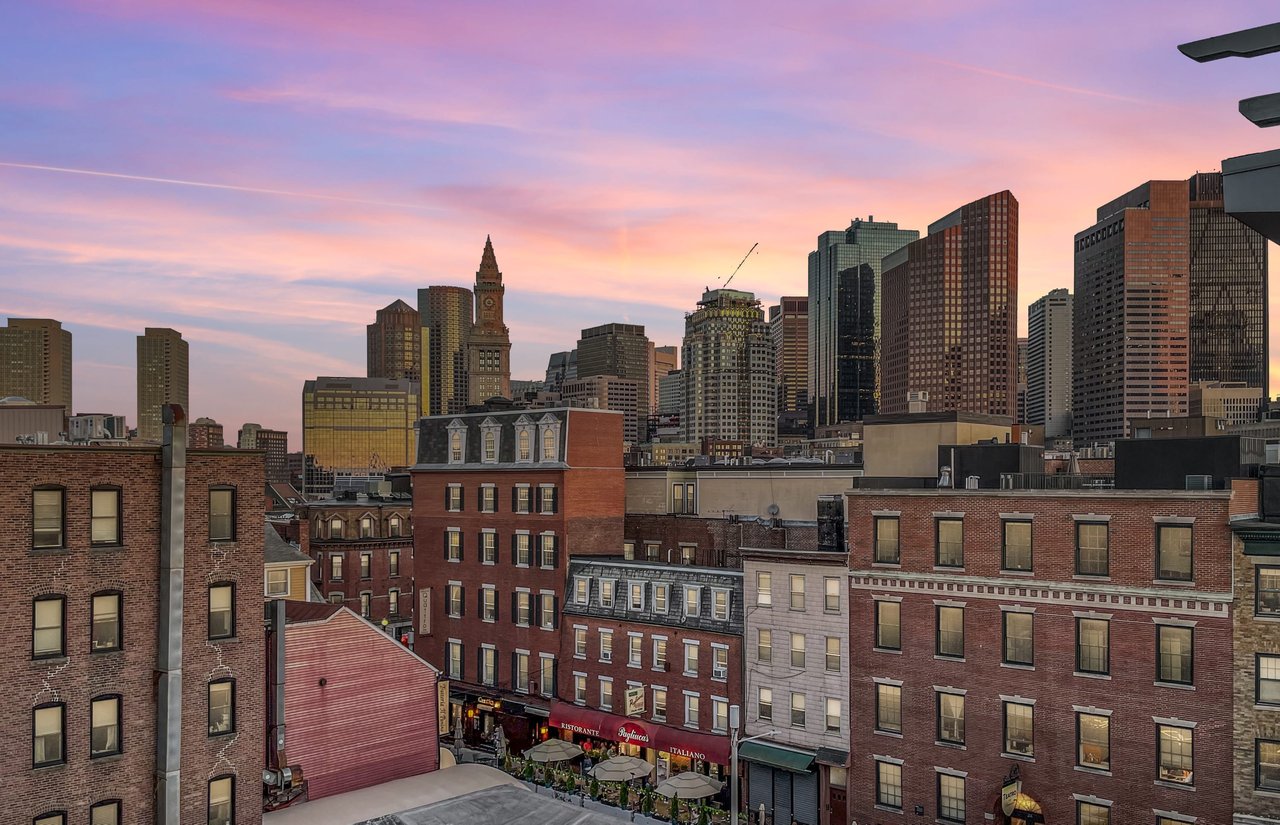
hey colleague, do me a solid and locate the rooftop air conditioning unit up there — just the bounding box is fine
[1185,474,1214,491]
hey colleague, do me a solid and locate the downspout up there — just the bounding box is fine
[155,404,186,824]
[269,598,287,770]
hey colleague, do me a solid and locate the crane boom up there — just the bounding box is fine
[722,242,758,290]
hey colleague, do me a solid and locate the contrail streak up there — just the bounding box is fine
[0,161,439,211]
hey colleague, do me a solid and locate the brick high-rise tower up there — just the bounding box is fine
[467,236,512,405]
[136,327,189,442]
[0,318,72,409]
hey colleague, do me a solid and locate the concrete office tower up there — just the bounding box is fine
[1016,337,1028,424]
[367,299,421,382]
[650,345,678,414]
[808,218,919,427]
[419,286,472,416]
[1187,172,1269,397]
[769,297,809,415]
[544,350,577,392]
[240,423,289,483]
[682,289,776,447]
[658,369,683,415]
[136,328,188,442]
[1190,381,1264,426]
[1027,289,1074,438]
[189,417,224,448]
[0,318,72,409]
[881,192,1018,418]
[1074,180,1190,443]
[466,236,512,404]
[561,374,641,445]
[577,323,652,419]
[301,377,418,496]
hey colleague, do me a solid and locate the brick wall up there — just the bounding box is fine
[624,513,817,568]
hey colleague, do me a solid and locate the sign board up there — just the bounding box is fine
[419,588,431,634]
[1000,765,1022,816]
[625,686,645,717]
[437,680,449,733]
[618,721,652,746]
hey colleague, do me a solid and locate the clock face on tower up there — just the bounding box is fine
[483,297,495,308]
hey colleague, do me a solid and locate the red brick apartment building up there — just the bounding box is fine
[301,489,414,640]
[0,422,264,825]
[846,485,1238,825]
[412,408,624,750]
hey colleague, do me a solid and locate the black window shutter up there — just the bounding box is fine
[493,589,500,622]
[534,593,542,628]
[512,486,518,512]
[511,652,517,690]
[443,530,448,561]
[477,647,483,681]
[553,535,561,569]
[444,485,450,511]
[459,586,465,617]
[552,595,559,630]
[511,534,517,565]
[552,486,559,514]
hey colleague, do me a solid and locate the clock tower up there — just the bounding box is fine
[466,235,512,404]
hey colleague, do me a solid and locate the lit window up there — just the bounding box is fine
[1077,618,1109,675]
[1157,625,1193,685]
[447,584,463,618]
[514,486,531,514]
[629,634,642,667]
[1077,712,1109,769]
[33,488,65,548]
[713,698,729,731]
[790,632,805,668]
[447,641,462,679]
[936,606,964,658]
[90,488,121,545]
[1077,801,1110,825]
[790,693,805,727]
[789,574,805,610]
[209,679,235,735]
[33,703,65,766]
[600,579,614,608]
[481,486,497,513]
[758,687,772,721]
[360,592,371,617]
[389,516,402,537]
[630,582,645,611]
[825,698,841,732]
[539,485,557,514]
[935,518,963,567]
[1158,724,1194,785]
[91,591,122,652]
[1003,612,1033,666]
[209,584,235,640]
[825,637,840,672]
[574,674,587,703]
[876,684,901,733]
[653,637,667,669]
[360,552,372,578]
[937,692,964,744]
[359,516,373,538]
[1257,739,1280,791]
[1003,701,1033,756]
[684,641,698,675]
[937,774,965,823]
[1002,519,1032,571]
[1157,524,1192,581]
[445,530,462,562]
[600,630,613,662]
[89,801,120,825]
[755,572,772,606]
[874,516,899,564]
[876,761,902,810]
[824,577,840,612]
[875,601,900,650]
[712,589,729,620]
[684,586,700,617]
[653,687,667,721]
[514,652,529,693]
[33,595,65,659]
[482,587,496,622]
[209,488,235,541]
[713,645,728,680]
[539,533,557,568]
[757,629,771,662]
[653,584,668,613]
[514,533,531,566]
[266,569,289,597]
[1076,522,1109,576]
[209,775,234,825]
[685,694,700,727]
[388,589,400,616]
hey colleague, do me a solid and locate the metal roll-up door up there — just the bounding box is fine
[772,769,793,825]
[791,769,819,825]
[748,762,773,814]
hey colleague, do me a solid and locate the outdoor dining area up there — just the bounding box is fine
[506,737,736,824]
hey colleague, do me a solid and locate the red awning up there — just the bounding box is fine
[547,702,729,764]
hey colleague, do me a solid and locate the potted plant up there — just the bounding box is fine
[697,803,710,825]
[670,796,682,824]
[619,782,630,809]
[522,761,534,781]
[590,777,600,799]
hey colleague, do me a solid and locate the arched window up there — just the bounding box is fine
[542,427,556,460]
[450,431,463,462]
[518,429,531,461]
[483,431,496,462]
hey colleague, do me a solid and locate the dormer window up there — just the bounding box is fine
[538,414,559,463]
[480,417,501,464]
[514,415,534,463]
[329,517,343,539]
[447,420,467,464]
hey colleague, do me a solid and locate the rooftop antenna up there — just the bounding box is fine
[721,242,759,290]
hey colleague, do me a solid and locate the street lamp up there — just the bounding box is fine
[729,704,779,825]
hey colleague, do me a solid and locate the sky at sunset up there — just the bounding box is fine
[1,0,1277,444]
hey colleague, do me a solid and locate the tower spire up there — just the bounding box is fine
[477,235,500,282]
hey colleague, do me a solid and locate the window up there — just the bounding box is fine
[481,485,497,513]
[790,693,805,727]
[1157,524,1192,581]
[388,589,400,616]
[600,678,613,709]
[78,701,117,769]
[514,653,529,693]
[645,542,660,561]
[328,592,343,605]
[360,552,372,579]
[329,553,343,580]
[359,516,373,538]
[1260,655,1280,704]
[480,646,496,686]
[713,645,728,680]
[538,533,557,568]
[825,637,841,672]
[266,569,289,597]
[712,589,729,620]
[790,632,805,668]
[1077,618,1110,675]
[789,574,805,610]
[685,694,700,727]
[518,429,531,461]
[1257,739,1280,790]
[445,530,462,562]
[389,516,403,537]
[600,579,614,608]
[33,703,64,766]
[684,586,700,617]
[539,485,557,514]
[1003,611,1033,666]
[209,488,235,541]
[1076,522,1109,576]
[1157,625,1193,685]
[33,595,65,658]
[876,601,901,650]
[1077,712,1110,769]
[653,584,668,613]
[209,584,235,639]
[1004,702,1033,756]
[684,641,698,675]
[629,582,645,611]
[629,634,642,667]
[824,577,840,612]
[825,698,841,732]
[90,801,120,825]
[876,761,902,809]
[91,591,122,652]
[389,549,400,576]
[1158,724,1194,784]
[209,679,235,735]
[574,674,587,703]
[483,430,496,462]
[758,687,773,721]
[514,533,531,566]
[34,813,65,825]
[515,591,532,626]
[876,684,901,733]
[539,593,555,630]
[446,484,463,511]
[514,486,531,514]
[600,630,613,662]
[937,773,965,823]
[757,629,771,662]
[1002,519,1032,571]
[681,544,696,565]
[623,541,635,560]
[90,488,121,545]
[936,606,964,658]
[937,692,964,744]
[539,656,554,697]
[541,426,557,461]
[653,687,667,721]
[33,488,65,548]
[713,698,729,732]
[329,517,344,539]
[653,637,667,669]
[573,627,587,657]
[482,587,497,622]
[208,775,234,825]
[936,518,963,567]
[447,641,462,679]
[359,592,371,617]
[756,572,772,606]
[1078,802,1110,825]
[574,577,589,605]
[874,516,899,564]
[447,584,463,618]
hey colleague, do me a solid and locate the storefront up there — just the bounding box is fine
[989,766,1045,825]
[547,702,731,785]
[740,740,819,825]
[450,690,549,753]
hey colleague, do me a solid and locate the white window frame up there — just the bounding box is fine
[756,571,772,606]
[712,643,729,681]
[683,640,699,677]
[265,568,290,597]
[712,588,730,621]
[684,585,701,618]
[599,629,614,663]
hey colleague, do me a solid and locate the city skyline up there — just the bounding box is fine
[1,2,1278,441]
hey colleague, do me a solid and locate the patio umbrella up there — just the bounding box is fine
[590,754,654,782]
[655,771,723,799]
[524,738,584,763]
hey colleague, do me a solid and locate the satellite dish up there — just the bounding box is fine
[766,503,780,517]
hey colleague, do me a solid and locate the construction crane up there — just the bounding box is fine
[720,242,758,290]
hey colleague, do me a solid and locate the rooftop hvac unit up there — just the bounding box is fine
[964,476,980,489]
[1185,474,1214,491]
